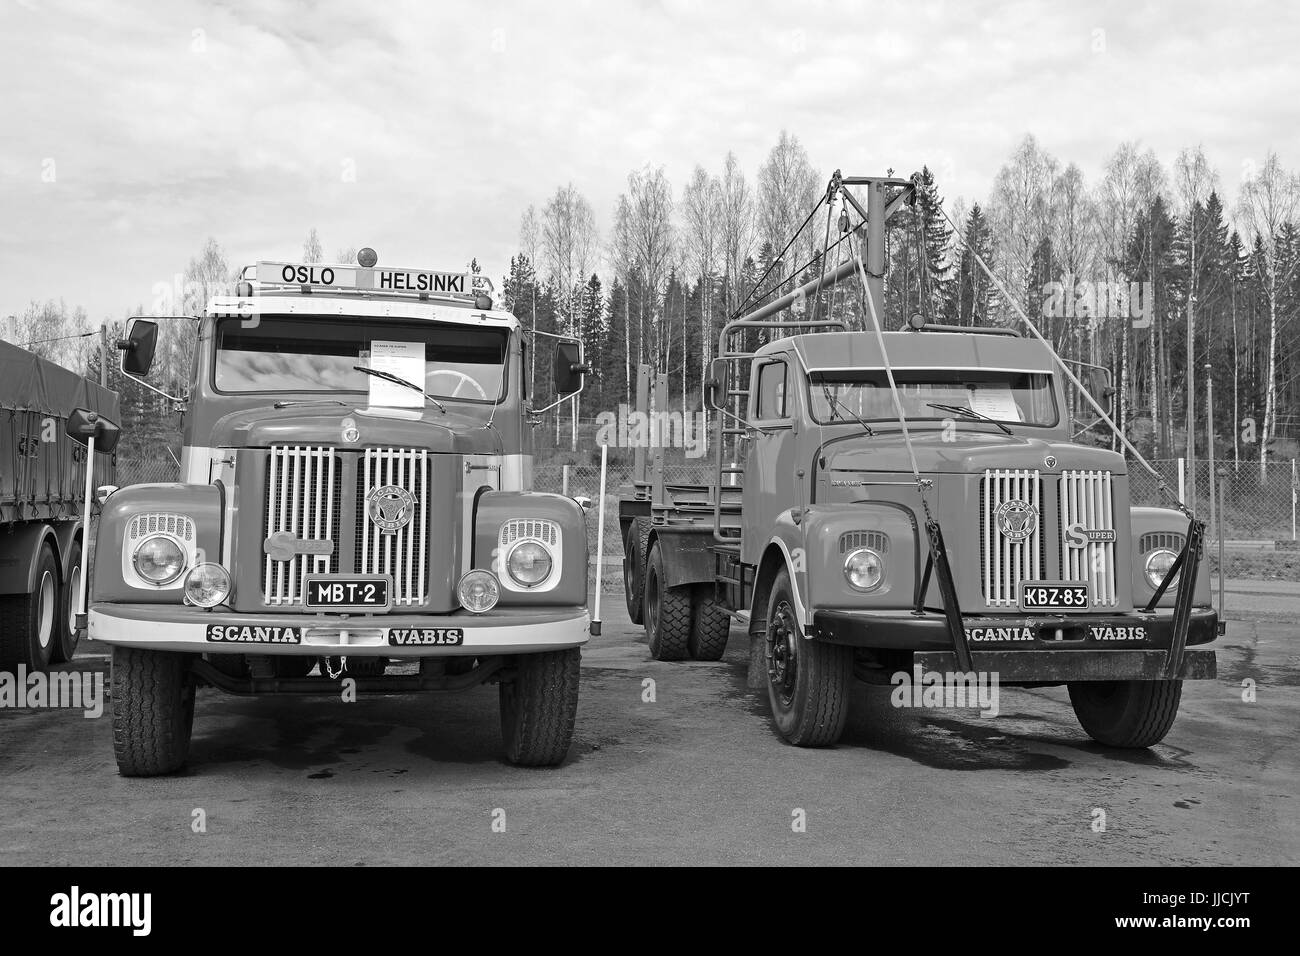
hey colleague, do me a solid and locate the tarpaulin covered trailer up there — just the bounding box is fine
[0,338,119,670]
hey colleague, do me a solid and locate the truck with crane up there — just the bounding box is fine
[620,173,1220,748]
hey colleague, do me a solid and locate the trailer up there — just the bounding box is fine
[0,339,119,671]
[620,171,1220,749]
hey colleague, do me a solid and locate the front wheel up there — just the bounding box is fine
[111,646,196,776]
[499,648,580,766]
[1068,679,1183,748]
[765,568,852,746]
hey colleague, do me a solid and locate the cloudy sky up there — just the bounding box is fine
[2,0,1298,325]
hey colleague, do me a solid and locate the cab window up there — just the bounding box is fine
[755,360,789,420]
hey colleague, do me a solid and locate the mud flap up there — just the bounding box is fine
[926,519,971,672]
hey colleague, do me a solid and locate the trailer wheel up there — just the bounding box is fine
[688,586,731,661]
[623,520,648,624]
[111,646,196,777]
[499,648,580,766]
[644,541,691,661]
[51,538,83,664]
[764,568,851,746]
[1068,679,1183,748]
[0,543,59,672]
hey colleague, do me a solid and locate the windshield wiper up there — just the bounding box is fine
[925,402,1013,436]
[274,400,349,409]
[352,366,447,414]
[822,385,874,437]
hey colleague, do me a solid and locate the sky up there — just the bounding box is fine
[2,0,1299,326]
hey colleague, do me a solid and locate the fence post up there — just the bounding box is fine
[1177,457,1186,503]
[561,464,569,497]
[1292,458,1297,542]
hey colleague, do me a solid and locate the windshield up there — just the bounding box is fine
[213,315,508,403]
[807,369,1058,427]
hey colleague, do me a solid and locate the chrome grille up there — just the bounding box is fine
[357,448,429,607]
[980,469,1043,607]
[1140,531,1185,553]
[1059,470,1118,607]
[839,530,889,554]
[263,446,339,606]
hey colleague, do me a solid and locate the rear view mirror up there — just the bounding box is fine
[1085,367,1116,407]
[705,358,728,412]
[119,318,158,376]
[552,339,587,397]
[65,408,121,454]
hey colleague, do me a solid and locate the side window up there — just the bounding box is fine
[755,360,788,420]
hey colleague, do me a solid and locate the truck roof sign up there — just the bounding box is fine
[255,262,471,296]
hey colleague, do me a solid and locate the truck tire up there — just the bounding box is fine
[0,543,59,672]
[623,520,649,624]
[765,568,851,746]
[52,538,82,664]
[1068,679,1183,748]
[111,646,196,777]
[688,586,731,661]
[644,541,690,661]
[499,647,580,766]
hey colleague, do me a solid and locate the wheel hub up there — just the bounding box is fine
[767,602,799,706]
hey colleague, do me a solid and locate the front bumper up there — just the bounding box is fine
[811,606,1219,651]
[89,603,590,656]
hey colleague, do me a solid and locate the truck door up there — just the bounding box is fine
[741,356,803,566]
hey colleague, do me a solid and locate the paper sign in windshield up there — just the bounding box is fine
[968,385,1022,422]
[367,341,425,408]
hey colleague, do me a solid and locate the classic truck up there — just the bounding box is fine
[0,338,117,672]
[76,251,591,774]
[621,174,1218,749]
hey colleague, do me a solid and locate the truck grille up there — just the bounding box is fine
[356,447,430,607]
[263,446,340,606]
[980,469,1043,607]
[1059,470,1118,607]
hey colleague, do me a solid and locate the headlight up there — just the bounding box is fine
[1144,549,1180,589]
[457,570,500,613]
[506,541,553,588]
[844,547,885,591]
[133,535,186,585]
[184,563,231,607]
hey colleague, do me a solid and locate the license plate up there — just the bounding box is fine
[303,575,391,611]
[1020,581,1090,612]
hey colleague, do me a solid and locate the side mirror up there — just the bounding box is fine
[704,358,728,412]
[118,318,158,376]
[1085,367,1116,407]
[65,408,121,454]
[552,339,587,397]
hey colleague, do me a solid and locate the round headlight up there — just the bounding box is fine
[506,541,553,587]
[457,570,500,613]
[844,547,885,592]
[1145,549,1180,589]
[133,535,186,585]
[184,563,231,608]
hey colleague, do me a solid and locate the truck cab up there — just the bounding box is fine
[87,253,591,774]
